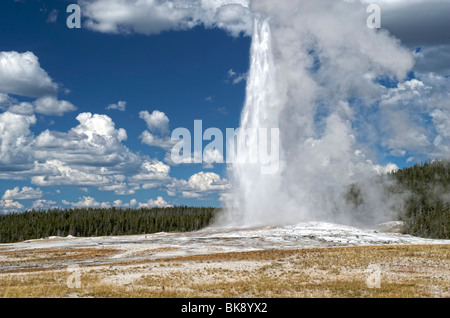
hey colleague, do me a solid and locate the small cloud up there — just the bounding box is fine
[65,196,111,209]
[226,69,247,85]
[205,96,214,102]
[113,199,138,208]
[106,101,127,112]
[46,9,58,23]
[232,73,247,85]
[138,196,172,208]
[30,199,58,211]
[227,69,237,77]
[139,110,169,135]
[217,107,228,115]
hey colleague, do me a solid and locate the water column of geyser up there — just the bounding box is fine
[222,17,291,227]
[223,16,316,228]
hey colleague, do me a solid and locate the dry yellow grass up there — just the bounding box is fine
[0,244,448,298]
[0,248,120,274]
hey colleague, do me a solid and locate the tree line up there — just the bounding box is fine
[390,160,450,239]
[0,206,218,243]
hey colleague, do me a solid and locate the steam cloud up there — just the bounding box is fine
[219,0,417,228]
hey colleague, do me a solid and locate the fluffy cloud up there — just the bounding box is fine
[63,196,171,209]
[0,199,23,214]
[78,0,252,37]
[7,102,34,116]
[138,196,172,208]
[139,110,178,152]
[132,160,171,182]
[31,113,139,175]
[99,182,138,195]
[181,171,231,198]
[139,110,170,135]
[0,51,76,118]
[30,199,58,211]
[72,112,127,142]
[0,110,231,203]
[139,111,225,169]
[380,110,431,156]
[139,130,177,151]
[374,74,450,158]
[0,110,143,195]
[33,96,76,116]
[64,196,111,208]
[5,97,75,117]
[0,51,58,98]
[31,160,118,187]
[0,111,36,167]
[113,199,137,208]
[2,187,43,200]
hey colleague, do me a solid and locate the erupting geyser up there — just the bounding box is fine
[220,1,415,229]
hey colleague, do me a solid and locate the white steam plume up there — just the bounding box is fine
[218,0,415,228]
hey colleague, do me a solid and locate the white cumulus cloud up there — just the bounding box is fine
[78,0,252,37]
[181,171,230,198]
[0,111,36,167]
[0,51,58,98]
[33,96,77,116]
[2,187,43,200]
[72,112,128,142]
[30,199,58,211]
[0,199,24,213]
[139,110,170,135]
[138,196,172,208]
[65,196,111,208]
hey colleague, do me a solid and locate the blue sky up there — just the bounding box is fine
[0,0,251,212]
[0,0,449,214]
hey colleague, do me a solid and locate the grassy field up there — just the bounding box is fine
[1,244,448,298]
